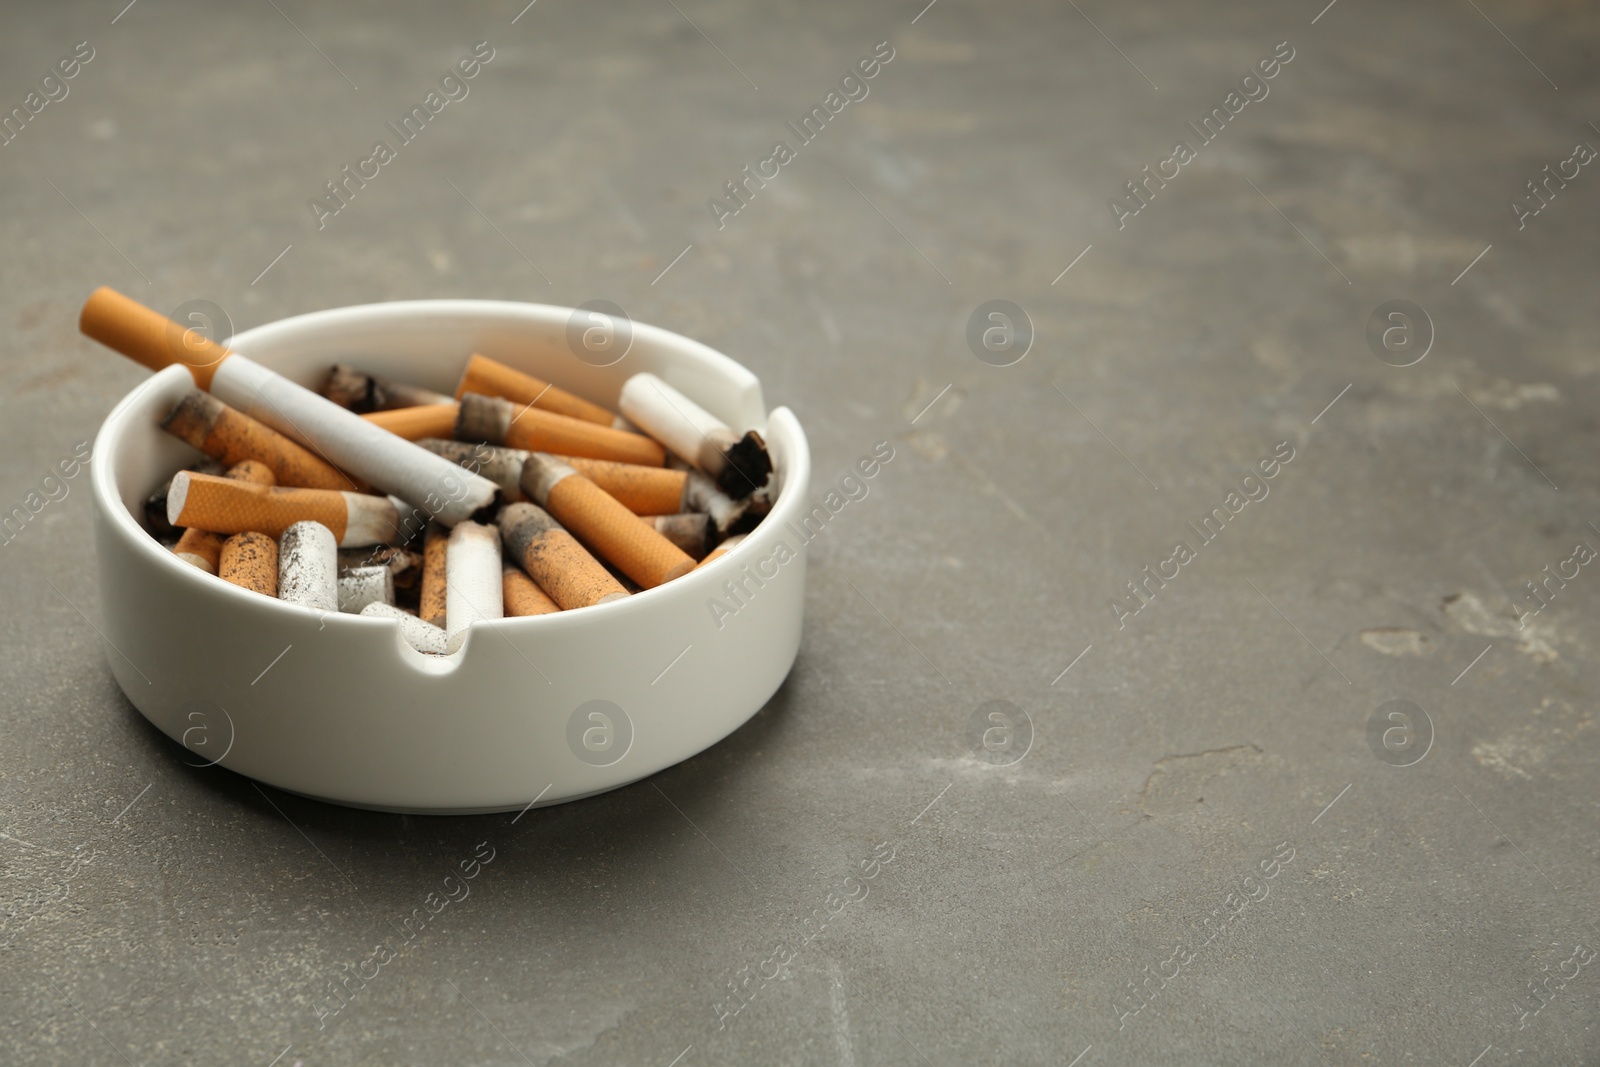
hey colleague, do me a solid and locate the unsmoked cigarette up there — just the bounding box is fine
[162,389,360,491]
[445,521,503,650]
[416,438,527,501]
[457,392,665,467]
[361,601,448,655]
[81,288,500,524]
[419,523,448,627]
[697,532,746,569]
[454,352,617,426]
[497,503,628,610]
[360,403,460,442]
[172,459,277,573]
[519,453,695,589]
[338,565,395,614]
[617,372,771,496]
[167,471,400,547]
[642,513,714,559]
[278,521,337,611]
[219,532,278,597]
[502,562,559,617]
[323,364,452,413]
[561,456,687,516]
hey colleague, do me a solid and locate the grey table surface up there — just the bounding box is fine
[3,1,1599,1064]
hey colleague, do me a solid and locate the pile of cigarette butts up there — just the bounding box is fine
[80,288,774,654]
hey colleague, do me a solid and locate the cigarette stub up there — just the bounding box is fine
[560,456,687,516]
[338,565,395,614]
[172,459,277,573]
[697,532,746,569]
[457,392,665,467]
[360,403,460,442]
[279,520,338,611]
[167,471,400,547]
[618,372,772,496]
[519,453,695,589]
[219,531,278,597]
[419,523,448,627]
[444,521,503,651]
[642,513,714,559]
[361,601,448,655]
[502,562,559,617]
[680,469,752,535]
[341,545,422,590]
[455,353,617,426]
[81,288,500,525]
[323,364,452,413]
[497,503,629,610]
[162,389,360,492]
[417,438,528,501]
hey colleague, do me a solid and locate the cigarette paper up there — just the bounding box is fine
[445,520,503,651]
[420,523,448,627]
[697,532,747,569]
[338,565,395,614]
[219,531,278,597]
[457,392,665,467]
[560,456,687,516]
[360,403,460,442]
[323,364,452,413]
[167,471,400,547]
[279,520,338,611]
[162,389,360,492]
[497,503,629,610]
[361,601,448,655]
[454,352,616,426]
[172,459,277,573]
[502,562,560,617]
[642,513,715,559]
[81,288,499,524]
[519,453,695,589]
[340,545,422,590]
[618,372,771,496]
[417,438,528,501]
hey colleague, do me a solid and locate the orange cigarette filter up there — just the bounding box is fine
[696,532,746,569]
[498,503,628,610]
[219,531,279,597]
[361,403,460,442]
[167,472,398,546]
[420,523,448,627]
[81,287,233,389]
[455,352,616,426]
[560,456,686,515]
[502,562,560,617]
[162,389,362,491]
[457,393,665,467]
[520,454,695,589]
[171,459,277,573]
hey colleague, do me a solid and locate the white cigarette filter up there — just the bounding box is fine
[79,288,500,525]
[617,372,772,496]
[360,602,449,655]
[278,521,338,611]
[444,520,504,652]
[337,565,395,614]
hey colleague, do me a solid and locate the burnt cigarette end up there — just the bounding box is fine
[145,481,179,539]
[518,452,577,507]
[361,601,449,655]
[322,365,375,412]
[160,390,225,450]
[338,565,396,614]
[649,513,715,559]
[718,430,772,498]
[456,392,513,446]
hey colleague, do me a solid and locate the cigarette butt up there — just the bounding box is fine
[162,389,362,492]
[458,392,665,467]
[420,523,449,627]
[219,531,278,597]
[167,471,400,546]
[173,528,226,573]
[445,521,503,650]
[416,438,528,501]
[146,481,180,540]
[338,565,395,613]
[324,365,452,413]
[360,403,460,442]
[497,503,629,610]
[642,513,715,559]
[519,453,695,589]
[502,562,559,617]
[454,352,617,426]
[279,520,338,611]
[560,456,687,515]
[697,532,747,569]
[341,545,423,589]
[82,289,499,525]
[680,469,752,535]
[618,372,772,496]
[361,601,449,655]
